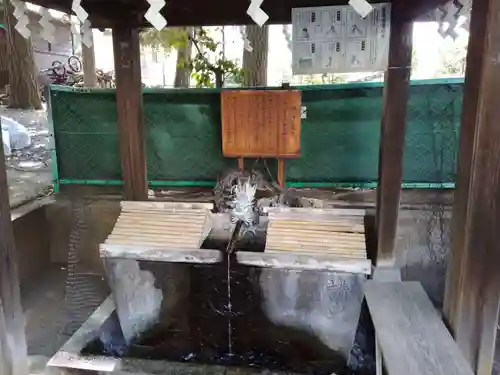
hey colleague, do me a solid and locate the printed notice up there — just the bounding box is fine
[292,3,390,74]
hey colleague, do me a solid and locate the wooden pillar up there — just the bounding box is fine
[0,121,28,375]
[443,0,500,373]
[375,1,413,266]
[112,26,148,201]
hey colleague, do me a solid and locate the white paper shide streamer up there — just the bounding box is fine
[39,7,56,43]
[239,27,253,53]
[71,0,88,23]
[145,0,167,31]
[71,0,92,47]
[348,0,373,18]
[435,0,472,39]
[247,0,269,27]
[10,0,30,39]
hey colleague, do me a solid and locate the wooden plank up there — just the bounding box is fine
[116,219,206,227]
[265,250,366,260]
[221,90,301,158]
[269,219,365,226]
[0,121,28,375]
[443,0,500,372]
[267,245,366,255]
[112,27,148,201]
[365,282,473,375]
[267,229,365,239]
[100,244,222,264]
[237,250,371,274]
[266,209,367,259]
[112,225,204,234]
[117,214,207,223]
[118,209,208,216]
[107,205,209,248]
[268,226,365,234]
[375,0,413,266]
[267,241,366,250]
[264,207,366,216]
[120,201,214,210]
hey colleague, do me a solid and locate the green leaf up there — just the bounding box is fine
[140,27,188,53]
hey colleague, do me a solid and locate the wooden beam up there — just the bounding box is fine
[112,26,148,201]
[365,282,473,375]
[375,0,413,266]
[0,121,28,375]
[27,0,451,27]
[443,0,500,373]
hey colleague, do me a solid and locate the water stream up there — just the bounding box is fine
[226,250,233,356]
[224,220,242,357]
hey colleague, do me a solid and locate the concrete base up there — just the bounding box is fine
[103,256,365,370]
[47,297,311,375]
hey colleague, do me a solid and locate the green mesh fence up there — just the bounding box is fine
[48,78,463,188]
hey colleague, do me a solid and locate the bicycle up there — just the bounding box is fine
[50,55,82,84]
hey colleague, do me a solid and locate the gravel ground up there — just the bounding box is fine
[1,105,52,207]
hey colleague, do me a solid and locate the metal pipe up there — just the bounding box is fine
[58,179,216,187]
[57,179,455,189]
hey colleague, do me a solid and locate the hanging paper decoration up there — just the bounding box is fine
[81,19,93,47]
[435,0,471,39]
[145,0,167,31]
[71,0,88,23]
[348,0,373,18]
[247,0,268,27]
[239,27,253,52]
[10,0,30,39]
[71,0,92,47]
[243,37,253,52]
[39,7,56,43]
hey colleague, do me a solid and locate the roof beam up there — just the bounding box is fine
[23,0,451,27]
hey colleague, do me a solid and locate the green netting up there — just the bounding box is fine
[145,90,235,181]
[49,78,463,187]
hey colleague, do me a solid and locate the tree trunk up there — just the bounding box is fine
[215,70,223,88]
[242,25,269,87]
[174,27,192,88]
[81,25,97,87]
[0,18,8,89]
[5,0,42,109]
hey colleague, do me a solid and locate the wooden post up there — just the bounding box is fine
[375,1,413,266]
[112,26,148,201]
[0,120,28,375]
[238,157,244,170]
[443,0,500,372]
[277,159,285,188]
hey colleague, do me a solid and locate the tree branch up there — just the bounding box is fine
[188,34,217,72]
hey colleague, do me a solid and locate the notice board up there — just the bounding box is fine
[292,3,391,74]
[221,90,301,158]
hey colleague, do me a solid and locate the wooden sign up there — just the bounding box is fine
[221,90,301,158]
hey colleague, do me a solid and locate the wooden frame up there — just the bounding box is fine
[0,119,29,375]
[375,0,413,266]
[30,0,451,27]
[443,0,500,372]
[4,0,497,373]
